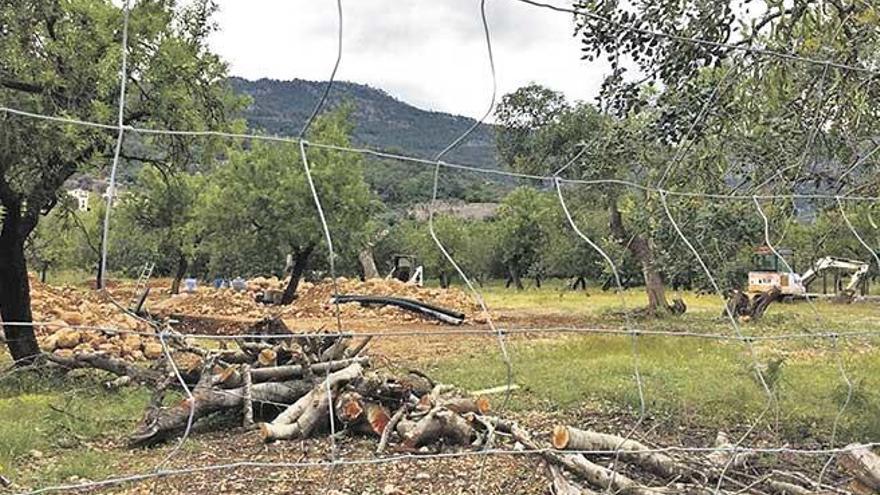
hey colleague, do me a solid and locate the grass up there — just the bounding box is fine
[0,368,149,488]
[429,333,880,441]
[3,278,880,488]
[426,280,880,443]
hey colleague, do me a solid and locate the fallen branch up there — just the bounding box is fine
[46,351,163,385]
[259,362,365,441]
[242,364,254,429]
[552,425,691,480]
[398,407,474,449]
[130,379,311,444]
[377,407,407,454]
[839,443,880,494]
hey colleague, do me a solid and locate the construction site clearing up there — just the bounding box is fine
[27,276,484,363]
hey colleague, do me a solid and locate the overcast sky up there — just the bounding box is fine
[207,0,609,119]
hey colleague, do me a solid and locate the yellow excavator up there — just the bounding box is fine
[728,247,869,320]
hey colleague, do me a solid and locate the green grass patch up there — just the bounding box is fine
[429,334,880,443]
[0,367,149,487]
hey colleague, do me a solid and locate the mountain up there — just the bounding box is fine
[228,77,498,168]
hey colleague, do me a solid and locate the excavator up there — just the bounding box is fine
[727,246,870,320]
[747,246,869,299]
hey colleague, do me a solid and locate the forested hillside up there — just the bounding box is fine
[229,77,498,168]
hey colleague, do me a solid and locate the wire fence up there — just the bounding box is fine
[2,0,880,493]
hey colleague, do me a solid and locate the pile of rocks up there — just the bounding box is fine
[29,280,161,361]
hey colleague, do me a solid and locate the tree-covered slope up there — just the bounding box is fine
[229,77,498,168]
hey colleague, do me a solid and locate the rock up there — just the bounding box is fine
[54,328,81,349]
[97,343,120,354]
[73,343,93,354]
[53,349,74,359]
[121,334,142,354]
[41,334,59,351]
[58,311,83,326]
[414,472,430,481]
[143,342,164,360]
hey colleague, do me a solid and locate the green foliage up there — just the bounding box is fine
[1,0,240,236]
[229,77,498,169]
[198,108,374,278]
[495,187,554,279]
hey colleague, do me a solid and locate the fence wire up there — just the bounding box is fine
[2,0,880,494]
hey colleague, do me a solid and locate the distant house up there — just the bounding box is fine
[67,188,91,211]
[408,201,499,221]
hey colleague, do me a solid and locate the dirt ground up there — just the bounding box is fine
[7,279,870,494]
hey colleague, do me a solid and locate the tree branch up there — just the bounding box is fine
[0,77,44,94]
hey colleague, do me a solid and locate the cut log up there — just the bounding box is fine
[377,407,407,454]
[441,397,490,416]
[487,418,696,495]
[46,351,163,385]
[242,364,254,429]
[250,357,370,383]
[549,464,599,495]
[333,391,391,437]
[216,351,256,365]
[130,379,312,444]
[706,431,755,469]
[259,362,364,442]
[552,425,689,479]
[839,443,880,494]
[401,407,474,449]
[213,358,370,389]
[257,348,277,367]
[489,418,660,495]
[335,391,365,424]
[214,366,242,388]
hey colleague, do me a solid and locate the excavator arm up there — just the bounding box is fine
[800,257,870,296]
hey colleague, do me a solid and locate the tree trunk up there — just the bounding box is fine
[170,253,188,295]
[95,237,105,290]
[358,246,379,280]
[508,264,524,290]
[608,199,670,313]
[0,212,41,364]
[439,271,450,289]
[281,244,315,305]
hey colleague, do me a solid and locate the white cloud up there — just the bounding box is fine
[207,0,609,118]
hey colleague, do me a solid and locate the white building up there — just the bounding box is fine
[67,188,91,211]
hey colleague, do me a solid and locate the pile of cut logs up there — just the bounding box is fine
[37,317,880,494]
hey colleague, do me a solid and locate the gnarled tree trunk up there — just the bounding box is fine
[609,199,671,314]
[281,244,315,305]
